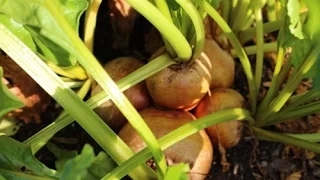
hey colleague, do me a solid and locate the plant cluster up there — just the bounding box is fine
[0,0,319,179]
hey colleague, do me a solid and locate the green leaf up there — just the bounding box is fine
[164,163,190,180]
[87,152,117,179]
[0,14,36,51]
[47,142,117,179]
[0,136,59,179]
[287,0,304,39]
[59,144,96,180]
[45,142,78,171]
[0,175,5,180]
[0,67,24,119]
[0,0,88,66]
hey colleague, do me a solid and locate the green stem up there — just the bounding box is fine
[175,0,205,60]
[170,9,181,30]
[263,101,320,126]
[230,42,277,57]
[221,0,231,23]
[152,0,176,57]
[239,19,283,43]
[251,126,320,153]
[256,27,286,117]
[125,0,191,61]
[230,0,251,31]
[192,0,257,113]
[254,0,264,92]
[103,108,254,180]
[0,23,156,180]
[288,90,320,106]
[267,0,277,21]
[256,46,318,126]
[284,133,320,143]
[180,9,191,37]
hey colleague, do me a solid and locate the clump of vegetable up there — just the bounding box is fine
[146,47,212,111]
[91,57,150,131]
[204,39,235,89]
[118,107,213,180]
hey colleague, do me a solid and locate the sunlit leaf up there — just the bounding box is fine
[0,0,88,66]
[287,0,304,39]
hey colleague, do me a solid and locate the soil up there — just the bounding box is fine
[6,1,320,180]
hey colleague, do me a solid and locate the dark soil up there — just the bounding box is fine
[7,1,320,180]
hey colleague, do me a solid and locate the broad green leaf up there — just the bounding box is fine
[287,0,304,39]
[0,175,5,180]
[46,142,78,171]
[0,0,88,66]
[87,152,117,179]
[47,142,117,179]
[0,14,36,51]
[282,0,320,83]
[0,67,24,119]
[60,144,96,180]
[164,163,190,180]
[0,136,59,179]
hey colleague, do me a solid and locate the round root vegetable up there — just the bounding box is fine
[91,57,150,131]
[118,107,213,180]
[195,88,244,171]
[204,39,235,89]
[146,48,212,111]
[195,88,244,149]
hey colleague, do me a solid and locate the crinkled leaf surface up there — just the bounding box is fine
[59,144,95,180]
[164,163,190,180]
[0,67,24,119]
[87,152,117,179]
[52,143,116,180]
[0,136,59,179]
[0,0,88,66]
